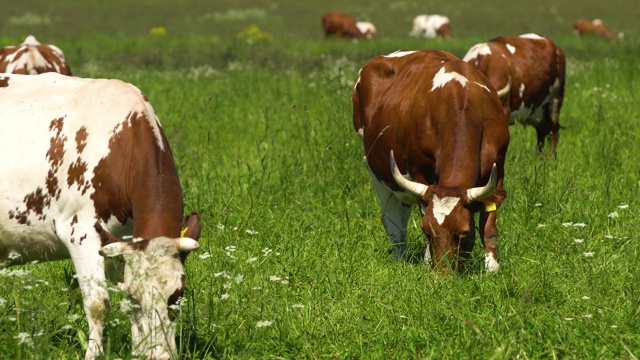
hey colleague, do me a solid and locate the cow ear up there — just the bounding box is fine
[181,211,202,241]
[99,242,130,257]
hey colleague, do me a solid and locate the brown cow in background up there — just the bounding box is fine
[463,34,566,155]
[573,19,623,40]
[0,35,72,75]
[322,12,362,39]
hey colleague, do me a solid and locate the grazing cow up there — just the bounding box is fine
[0,35,72,75]
[0,73,201,359]
[409,15,451,39]
[573,18,623,40]
[353,50,509,272]
[356,21,377,40]
[322,11,361,39]
[463,33,566,154]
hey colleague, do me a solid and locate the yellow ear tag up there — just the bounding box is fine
[484,202,497,212]
[180,226,188,237]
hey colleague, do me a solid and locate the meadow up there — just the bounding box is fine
[1,0,639,358]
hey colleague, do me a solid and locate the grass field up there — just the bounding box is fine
[1,1,639,359]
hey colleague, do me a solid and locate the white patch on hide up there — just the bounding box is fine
[462,43,491,61]
[519,33,545,40]
[519,83,526,98]
[485,252,499,272]
[431,67,468,91]
[506,44,516,54]
[431,195,460,225]
[384,50,417,58]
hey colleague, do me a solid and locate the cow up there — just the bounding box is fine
[352,50,509,273]
[0,35,72,75]
[409,15,451,39]
[463,33,566,155]
[0,72,201,359]
[322,11,362,39]
[356,21,377,40]
[573,18,623,40]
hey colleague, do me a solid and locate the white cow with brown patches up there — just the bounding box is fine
[409,14,452,39]
[0,35,72,75]
[0,73,201,359]
[463,33,566,154]
[353,50,509,273]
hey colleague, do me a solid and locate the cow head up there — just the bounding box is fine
[96,213,201,359]
[390,151,496,271]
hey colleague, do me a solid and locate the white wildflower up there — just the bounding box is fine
[223,282,231,289]
[217,223,225,230]
[292,304,305,309]
[536,224,545,229]
[247,257,258,263]
[61,324,73,330]
[583,314,592,318]
[235,275,244,284]
[199,252,212,260]
[256,320,273,328]
[225,246,237,252]
[608,212,619,218]
[583,252,595,257]
[562,222,573,227]
[246,229,259,236]
[574,239,584,243]
[581,296,590,300]
[564,317,574,321]
[220,293,230,300]
[15,332,33,346]
[618,204,629,209]
[119,299,133,314]
[269,276,281,282]
[0,298,6,306]
[535,203,542,207]
[233,226,238,231]
[214,271,227,278]
[8,252,21,260]
[262,248,273,257]
[281,279,289,285]
[573,223,586,227]
[252,287,262,291]
[23,285,33,290]
[611,325,618,328]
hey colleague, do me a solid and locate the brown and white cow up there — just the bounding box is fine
[356,21,377,40]
[463,33,566,154]
[353,50,509,272]
[573,18,623,40]
[0,73,201,359]
[322,11,362,39]
[409,15,451,39]
[0,35,72,75]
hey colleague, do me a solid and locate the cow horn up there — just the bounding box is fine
[467,164,498,201]
[99,242,130,257]
[496,77,511,98]
[390,150,428,197]
[175,237,200,252]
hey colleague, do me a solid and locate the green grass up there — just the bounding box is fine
[1,0,640,359]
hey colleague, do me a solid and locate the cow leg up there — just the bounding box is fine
[368,174,413,260]
[478,210,500,272]
[64,229,110,359]
[549,98,561,155]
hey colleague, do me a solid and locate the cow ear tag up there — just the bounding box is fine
[484,202,497,212]
[180,226,188,237]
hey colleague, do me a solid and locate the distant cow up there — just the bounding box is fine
[0,73,201,359]
[409,15,451,39]
[322,11,361,39]
[573,18,623,40]
[463,34,566,154]
[353,50,509,272]
[0,35,72,75]
[356,21,377,40]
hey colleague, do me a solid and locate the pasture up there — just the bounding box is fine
[1,0,639,358]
